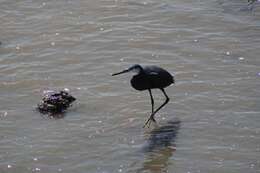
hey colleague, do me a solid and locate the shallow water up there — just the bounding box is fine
[0,0,260,172]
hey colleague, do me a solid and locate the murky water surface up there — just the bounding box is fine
[0,0,260,172]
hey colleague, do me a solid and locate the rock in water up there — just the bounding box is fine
[37,90,76,114]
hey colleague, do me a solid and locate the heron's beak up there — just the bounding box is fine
[112,69,130,76]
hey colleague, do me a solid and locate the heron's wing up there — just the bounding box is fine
[146,69,173,88]
[147,72,163,86]
[149,72,159,75]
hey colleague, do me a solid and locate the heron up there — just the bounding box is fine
[112,64,175,127]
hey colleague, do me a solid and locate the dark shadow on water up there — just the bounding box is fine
[143,119,181,152]
[138,119,181,173]
[38,111,66,119]
[36,107,78,119]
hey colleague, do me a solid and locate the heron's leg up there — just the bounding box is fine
[143,89,170,128]
[148,89,154,114]
[148,89,156,127]
[143,89,155,128]
[150,88,169,120]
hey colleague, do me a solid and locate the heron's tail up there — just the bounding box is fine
[172,75,175,84]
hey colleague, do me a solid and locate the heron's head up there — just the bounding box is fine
[112,64,143,76]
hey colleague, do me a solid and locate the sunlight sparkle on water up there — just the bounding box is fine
[64,88,70,92]
[33,158,38,161]
[238,57,245,61]
[34,168,40,171]
[1,111,8,117]
[16,45,20,50]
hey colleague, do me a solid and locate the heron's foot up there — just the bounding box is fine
[143,115,157,128]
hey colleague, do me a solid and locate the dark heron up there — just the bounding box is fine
[112,64,175,127]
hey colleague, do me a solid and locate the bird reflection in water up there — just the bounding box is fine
[139,119,181,173]
[240,0,260,10]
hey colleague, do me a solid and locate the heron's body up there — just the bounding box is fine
[131,66,174,91]
[112,64,175,127]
